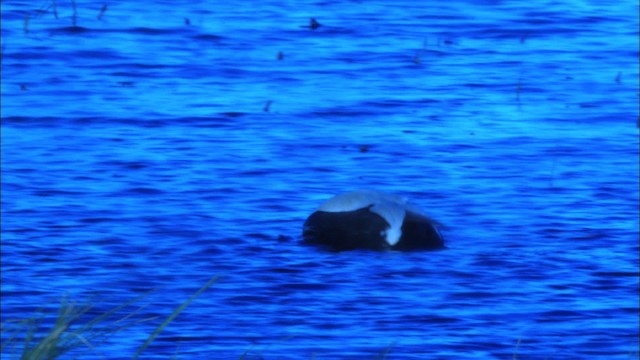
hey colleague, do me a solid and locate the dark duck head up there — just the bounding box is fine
[303,190,445,251]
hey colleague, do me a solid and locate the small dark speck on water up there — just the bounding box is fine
[358,144,371,153]
[413,51,422,64]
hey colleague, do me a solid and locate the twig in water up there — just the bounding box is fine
[97,5,107,20]
[412,38,428,64]
[413,51,421,64]
[375,342,395,359]
[548,157,557,188]
[513,338,522,359]
[301,18,321,30]
[52,0,59,19]
[23,13,30,34]
[71,0,78,27]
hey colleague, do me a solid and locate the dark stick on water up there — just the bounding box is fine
[98,5,107,20]
[301,18,321,30]
[71,0,78,27]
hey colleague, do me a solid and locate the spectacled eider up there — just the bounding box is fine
[303,190,444,251]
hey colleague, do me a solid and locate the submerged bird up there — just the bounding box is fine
[303,190,444,251]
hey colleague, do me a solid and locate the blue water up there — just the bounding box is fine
[2,0,639,359]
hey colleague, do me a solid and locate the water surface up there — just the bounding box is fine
[1,0,639,359]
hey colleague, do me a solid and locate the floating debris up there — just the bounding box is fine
[97,4,107,20]
[301,18,321,30]
[71,0,78,27]
[413,38,429,64]
[23,14,30,34]
[413,50,421,64]
[310,18,321,30]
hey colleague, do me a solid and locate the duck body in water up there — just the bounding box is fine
[303,190,444,251]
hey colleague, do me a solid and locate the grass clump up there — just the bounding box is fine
[1,276,218,359]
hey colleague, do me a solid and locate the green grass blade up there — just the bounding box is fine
[133,275,219,360]
[64,290,156,350]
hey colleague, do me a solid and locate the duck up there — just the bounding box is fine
[302,190,444,251]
